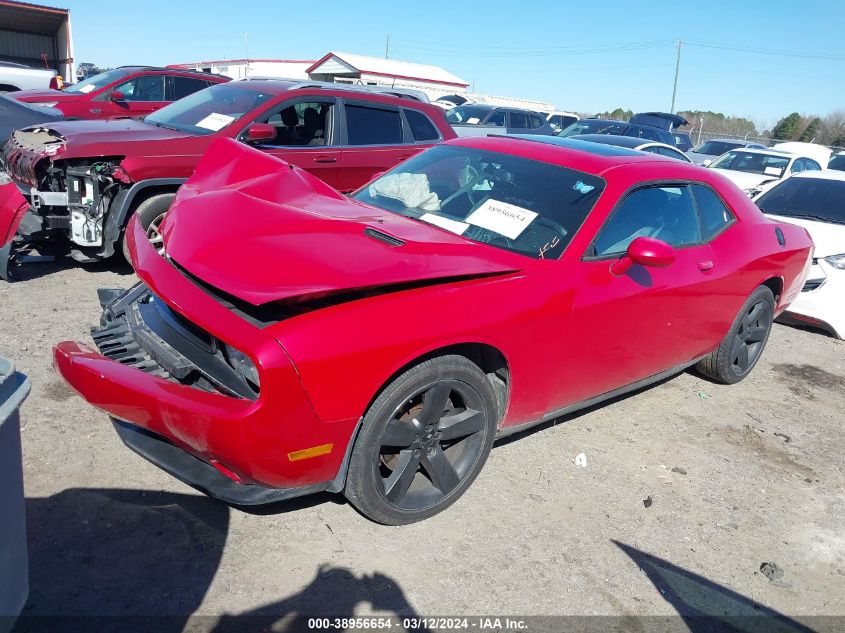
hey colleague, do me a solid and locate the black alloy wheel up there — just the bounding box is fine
[695,285,775,384]
[345,355,498,525]
[729,298,772,376]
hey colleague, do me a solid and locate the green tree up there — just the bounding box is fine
[799,117,821,142]
[772,113,802,140]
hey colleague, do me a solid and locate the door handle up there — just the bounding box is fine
[698,260,714,271]
[313,156,337,164]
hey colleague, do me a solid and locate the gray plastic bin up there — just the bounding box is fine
[0,357,30,630]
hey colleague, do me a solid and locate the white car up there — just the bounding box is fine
[707,148,823,197]
[754,170,845,338]
[540,111,579,132]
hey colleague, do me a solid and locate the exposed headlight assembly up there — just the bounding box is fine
[223,343,260,389]
[824,253,845,270]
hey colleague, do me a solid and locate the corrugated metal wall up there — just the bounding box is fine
[0,29,57,67]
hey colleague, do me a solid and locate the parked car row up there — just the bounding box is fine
[0,68,840,526]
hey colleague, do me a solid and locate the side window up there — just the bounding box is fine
[640,128,660,141]
[509,111,529,128]
[691,184,735,241]
[805,159,821,171]
[486,111,505,127]
[115,75,165,101]
[404,108,440,142]
[654,146,685,160]
[344,104,403,145]
[529,113,545,129]
[791,159,805,173]
[592,185,702,256]
[259,101,334,147]
[168,76,211,101]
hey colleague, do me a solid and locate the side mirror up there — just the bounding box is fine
[702,159,712,167]
[610,237,675,276]
[108,90,125,102]
[245,123,276,142]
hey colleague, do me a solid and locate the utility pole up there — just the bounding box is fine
[670,40,682,113]
[385,34,390,59]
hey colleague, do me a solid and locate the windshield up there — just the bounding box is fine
[446,106,495,125]
[144,83,276,135]
[557,120,627,137]
[64,68,133,94]
[756,177,845,225]
[352,145,605,259]
[829,154,845,172]
[709,150,790,177]
[692,140,742,156]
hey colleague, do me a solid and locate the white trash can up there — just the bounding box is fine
[0,357,30,632]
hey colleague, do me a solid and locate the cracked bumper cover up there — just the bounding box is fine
[53,216,359,496]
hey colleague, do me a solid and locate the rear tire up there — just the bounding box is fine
[345,355,498,525]
[695,285,775,384]
[121,193,175,261]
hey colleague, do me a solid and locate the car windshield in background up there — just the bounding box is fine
[446,106,492,124]
[829,155,845,172]
[755,177,845,225]
[352,145,605,259]
[693,140,743,156]
[557,120,627,137]
[709,150,789,176]
[144,83,275,135]
[64,68,133,94]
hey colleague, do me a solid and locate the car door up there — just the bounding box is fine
[506,110,530,134]
[339,99,416,192]
[242,97,342,190]
[557,183,722,405]
[96,74,168,118]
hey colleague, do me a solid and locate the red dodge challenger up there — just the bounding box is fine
[54,135,813,524]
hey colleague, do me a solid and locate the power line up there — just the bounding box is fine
[685,40,845,61]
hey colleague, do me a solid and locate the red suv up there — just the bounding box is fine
[0,80,454,276]
[9,66,229,120]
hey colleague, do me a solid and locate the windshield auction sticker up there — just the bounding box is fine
[466,199,538,239]
[196,113,236,131]
[420,213,469,235]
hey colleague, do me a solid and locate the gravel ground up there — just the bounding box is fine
[1,259,844,631]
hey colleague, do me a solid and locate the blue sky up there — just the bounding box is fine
[66,0,844,128]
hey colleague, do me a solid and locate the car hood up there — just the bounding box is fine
[710,169,777,190]
[160,138,524,306]
[764,214,845,258]
[7,119,196,162]
[10,89,80,103]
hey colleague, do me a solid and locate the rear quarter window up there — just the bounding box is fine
[691,184,735,240]
[404,108,440,142]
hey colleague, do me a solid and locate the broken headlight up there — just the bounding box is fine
[223,343,260,389]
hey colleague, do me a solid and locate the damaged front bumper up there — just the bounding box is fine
[53,217,359,498]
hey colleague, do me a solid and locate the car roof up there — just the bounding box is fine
[232,78,437,106]
[569,134,651,149]
[116,65,229,80]
[448,135,687,177]
[792,169,845,182]
[723,147,796,157]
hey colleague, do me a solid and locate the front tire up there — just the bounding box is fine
[121,193,175,261]
[695,285,775,384]
[345,355,498,525]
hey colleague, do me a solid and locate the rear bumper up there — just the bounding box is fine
[112,419,330,505]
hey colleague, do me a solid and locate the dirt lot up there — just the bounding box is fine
[1,259,844,631]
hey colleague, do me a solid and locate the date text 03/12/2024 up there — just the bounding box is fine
[307,617,528,630]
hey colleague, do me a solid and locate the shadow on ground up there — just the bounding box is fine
[614,541,817,633]
[10,488,424,633]
[13,488,228,633]
[212,566,430,633]
[5,252,133,283]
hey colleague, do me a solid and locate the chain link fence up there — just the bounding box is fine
[687,129,845,153]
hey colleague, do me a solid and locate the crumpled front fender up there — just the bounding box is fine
[0,180,29,247]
